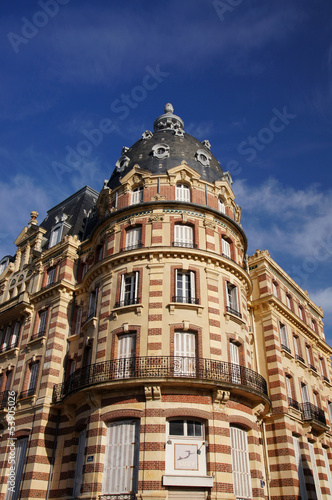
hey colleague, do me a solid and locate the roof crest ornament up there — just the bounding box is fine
[153,103,185,133]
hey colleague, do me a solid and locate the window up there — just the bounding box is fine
[218,198,225,213]
[225,282,241,317]
[293,335,304,363]
[102,420,140,496]
[230,342,240,384]
[131,187,143,205]
[47,267,56,286]
[166,419,207,479]
[10,322,20,349]
[230,426,252,500]
[312,319,317,333]
[176,183,190,202]
[306,345,314,368]
[37,310,48,337]
[0,257,9,275]
[74,307,82,336]
[151,143,170,159]
[117,332,136,378]
[119,272,139,307]
[301,383,309,404]
[28,362,39,396]
[125,227,142,250]
[286,294,292,309]
[319,358,329,381]
[2,326,12,352]
[49,224,63,248]
[174,270,196,304]
[174,331,196,377]
[222,237,231,258]
[73,429,86,498]
[298,305,304,321]
[195,149,211,166]
[82,263,88,279]
[96,244,104,262]
[5,436,29,500]
[174,224,194,248]
[279,322,290,352]
[272,280,278,297]
[88,288,98,319]
[328,402,332,424]
[286,376,292,400]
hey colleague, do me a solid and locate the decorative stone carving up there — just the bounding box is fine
[144,385,153,400]
[148,214,164,222]
[201,140,211,150]
[142,130,153,140]
[195,149,211,167]
[151,143,170,159]
[122,146,129,154]
[115,155,130,172]
[213,389,230,406]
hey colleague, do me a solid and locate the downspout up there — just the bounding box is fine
[45,409,61,500]
[205,184,209,206]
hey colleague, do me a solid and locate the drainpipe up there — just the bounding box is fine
[45,409,61,500]
[205,184,209,206]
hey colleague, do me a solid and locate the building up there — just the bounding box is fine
[0,103,331,500]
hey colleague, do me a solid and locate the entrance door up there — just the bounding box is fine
[174,331,196,377]
[102,420,140,495]
[117,333,136,378]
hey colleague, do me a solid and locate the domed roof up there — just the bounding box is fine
[108,104,225,189]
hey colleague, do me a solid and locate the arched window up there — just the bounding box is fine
[176,183,190,202]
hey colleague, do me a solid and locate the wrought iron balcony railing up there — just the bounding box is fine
[226,306,242,318]
[172,296,200,305]
[301,402,326,426]
[30,330,46,341]
[172,241,197,249]
[288,397,301,412]
[296,354,305,363]
[52,356,268,403]
[121,243,143,252]
[0,340,19,353]
[309,364,317,372]
[322,375,330,383]
[114,297,141,308]
[99,495,136,500]
[281,344,292,354]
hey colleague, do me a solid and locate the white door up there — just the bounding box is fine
[230,342,240,384]
[117,333,136,378]
[230,426,252,500]
[293,436,308,500]
[308,442,322,500]
[174,332,196,376]
[103,420,140,495]
[73,429,86,497]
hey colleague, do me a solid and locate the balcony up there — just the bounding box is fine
[281,344,292,355]
[296,354,305,364]
[30,330,46,341]
[288,397,301,412]
[114,297,141,308]
[99,495,136,500]
[52,356,269,404]
[172,241,197,249]
[226,306,242,319]
[172,296,200,305]
[301,402,327,430]
[120,243,143,252]
[18,387,36,400]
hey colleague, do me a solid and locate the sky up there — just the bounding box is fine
[0,0,332,341]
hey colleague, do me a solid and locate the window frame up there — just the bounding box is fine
[176,183,191,202]
[174,269,196,304]
[131,186,143,205]
[118,272,139,307]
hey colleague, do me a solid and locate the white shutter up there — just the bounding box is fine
[294,337,299,356]
[230,426,252,499]
[3,326,12,350]
[120,274,125,304]
[28,363,38,391]
[225,282,230,308]
[73,429,86,497]
[103,420,140,494]
[306,345,311,364]
[10,323,20,348]
[134,271,139,301]
[174,332,195,376]
[308,442,322,500]
[5,437,29,500]
[323,448,332,497]
[117,333,136,378]
[328,402,332,423]
[222,238,231,258]
[280,323,288,348]
[190,271,196,301]
[230,343,240,384]
[286,377,292,398]
[272,281,277,296]
[218,199,225,213]
[75,308,82,335]
[126,227,141,249]
[293,436,308,500]
[301,384,309,404]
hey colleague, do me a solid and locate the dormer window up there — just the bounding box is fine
[218,198,225,214]
[131,187,143,205]
[115,155,130,172]
[151,143,170,159]
[49,213,70,249]
[195,149,211,166]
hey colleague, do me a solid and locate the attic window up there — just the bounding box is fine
[195,149,211,166]
[151,143,170,159]
[49,213,71,248]
[115,155,130,172]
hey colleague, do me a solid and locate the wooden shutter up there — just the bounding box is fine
[5,371,12,391]
[328,402,332,423]
[308,442,322,500]
[230,343,240,384]
[293,436,308,500]
[117,333,136,378]
[103,420,140,494]
[5,437,29,500]
[120,274,125,304]
[190,271,196,301]
[286,377,292,398]
[174,332,195,376]
[222,238,231,258]
[73,429,86,497]
[218,199,225,213]
[230,426,252,499]
[280,323,288,348]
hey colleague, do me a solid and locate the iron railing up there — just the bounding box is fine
[172,296,200,305]
[18,388,35,400]
[309,364,317,372]
[296,354,305,363]
[99,495,136,500]
[52,356,268,403]
[226,306,242,318]
[114,297,141,308]
[1,340,19,353]
[281,344,292,354]
[288,397,301,412]
[30,330,46,341]
[323,375,330,383]
[172,241,197,249]
[121,243,143,252]
[301,402,326,426]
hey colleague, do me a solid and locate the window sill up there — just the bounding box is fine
[323,378,332,388]
[0,347,19,359]
[281,348,294,360]
[112,303,143,319]
[309,367,320,378]
[295,357,307,369]
[163,475,213,487]
[224,310,245,327]
[168,301,203,316]
[68,333,80,342]
[82,316,98,331]
[27,335,46,350]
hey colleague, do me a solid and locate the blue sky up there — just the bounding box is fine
[1,0,332,341]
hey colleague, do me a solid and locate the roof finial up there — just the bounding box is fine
[164,103,174,114]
